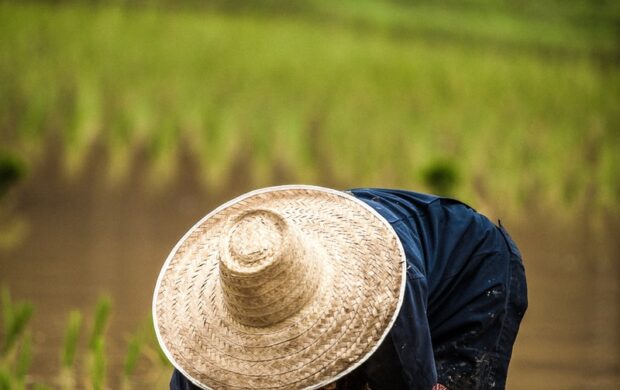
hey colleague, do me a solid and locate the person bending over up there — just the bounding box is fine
[153,186,527,390]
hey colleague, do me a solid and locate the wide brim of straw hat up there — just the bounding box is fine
[153,185,406,389]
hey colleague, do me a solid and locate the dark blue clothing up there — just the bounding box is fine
[350,189,527,390]
[170,189,527,390]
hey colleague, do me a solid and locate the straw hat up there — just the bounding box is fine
[153,185,406,389]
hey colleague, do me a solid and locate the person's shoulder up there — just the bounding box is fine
[349,188,440,205]
[348,188,480,212]
[349,188,490,232]
[347,188,439,223]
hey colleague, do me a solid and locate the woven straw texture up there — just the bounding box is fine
[153,186,405,389]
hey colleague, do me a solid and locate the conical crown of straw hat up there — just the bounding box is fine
[153,185,406,389]
[218,209,326,327]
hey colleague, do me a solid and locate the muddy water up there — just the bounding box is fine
[0,148,618,389]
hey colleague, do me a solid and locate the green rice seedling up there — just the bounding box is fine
[0,288,11,342]
[61,311,82,369]
[89,337,106,390]
[0,288,33,389]
[119,315,176,388]
[0,368,10,390]
[14,331,31,383]
[0,288,33,357]
[88,297,111,352]
[125,316,171,386]
[122,332,143,379]
[120,323,147,390]
[33,385,54,390]
[86,297,111,390]
[59,310,82,389]
[4,306,33,360]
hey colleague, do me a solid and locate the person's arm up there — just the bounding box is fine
[381,272,438,390]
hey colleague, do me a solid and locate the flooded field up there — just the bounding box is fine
[0,148,618,389]
[1,1,618,388]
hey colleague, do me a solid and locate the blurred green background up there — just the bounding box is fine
[2,0,619,210]
[0,0,619,388]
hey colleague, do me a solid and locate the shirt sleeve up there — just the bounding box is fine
[389,273,438,390]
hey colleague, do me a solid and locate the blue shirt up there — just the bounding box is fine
[350,188,522,390]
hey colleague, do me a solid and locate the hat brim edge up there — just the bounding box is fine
[152,184,407,390]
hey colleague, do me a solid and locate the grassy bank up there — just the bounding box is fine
[0,1,619,213]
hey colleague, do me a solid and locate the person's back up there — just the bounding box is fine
[350,188,527,389]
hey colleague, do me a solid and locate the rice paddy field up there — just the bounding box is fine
[1,0,619,213]
[1,0,619,388]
